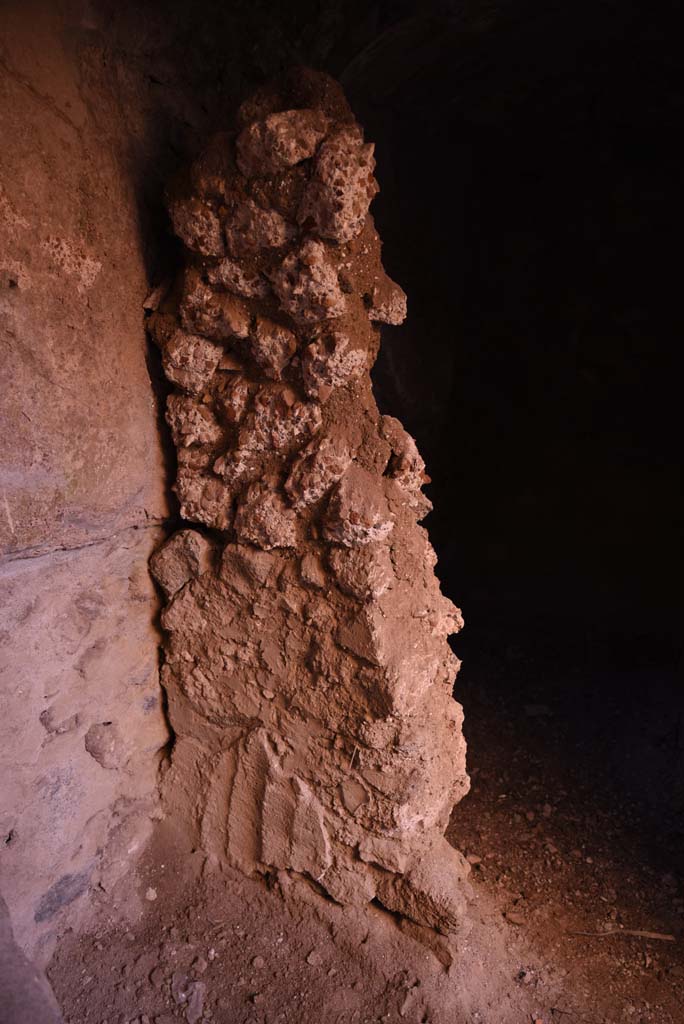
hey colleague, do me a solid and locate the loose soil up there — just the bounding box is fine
[49,635,684,1023]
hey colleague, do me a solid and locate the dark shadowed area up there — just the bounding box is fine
[2,1,682,1022]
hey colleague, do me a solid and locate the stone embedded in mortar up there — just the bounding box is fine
[181,269,250,341]
[248,317,297,379]
[323,465,394,547]
[166,395,223,448]
[328,543,394,602]
[234,483,298,550]
[300,327,366,400]
[173,469,233,531]
[365,273,408,326]
[148,68,470,937]
[169,197,224,258]
[236,108,330,178]
[149,529,215,599]
[223,198,295,258]
[161,329,223,395]
[269,239,346,322]
[297,125,379,242]
[206,258,269,300]
[284,435,351,510]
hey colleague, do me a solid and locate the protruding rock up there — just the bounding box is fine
[323,466,394,547]
[365,274,407,325]
[166,395,222,448]
[375,841,471,935]
[240,385,321,454]
[285,435,351,509]
[328,543,394,602]
[181,269,250,341]
[174,469,233,531]
[249,317,297,379]
[206,258,270,300]
[382,416,425,492]
[236,108,330,178]
[298,126,378,242]
[214,376,251,426]
[321,853,377,906]
[381,415,431,518]
[169,197,224,257]
[270,240,345,323]
[160,330,222,394]
[213,446,262,489]
[150,530,215,599]
[223,198,294,257]
[301,328,366,399]
[358,835,410,874]
[234,484,297,550]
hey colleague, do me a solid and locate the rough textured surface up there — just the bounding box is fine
[149,69,470,934]
[48,820,551,1024]
[0,4,170,963]
[0,533,169,959]
[1,897,63,1024]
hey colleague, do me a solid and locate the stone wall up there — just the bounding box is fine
[149,70,471,935]
[0,0,477,963]
[0,3,169,961]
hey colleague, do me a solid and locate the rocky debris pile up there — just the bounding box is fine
[148,68,470,936]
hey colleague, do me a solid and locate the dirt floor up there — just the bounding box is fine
[49,630,684,1024]
[3,3,680,1020]
[447,623,684,1024]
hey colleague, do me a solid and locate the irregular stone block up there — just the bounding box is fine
[166,394,223,448]
[298,126,379,242]
[285,436,351,509]
[174,469,233,531]
[239,385,322,454]
[214,376,251,426]
[270,239,346,323]
[375,840,471,935]
[365,274,407,325]
[223,198,294,257]
[161,330,222,395]
[249,316,297,379]
[328,544,394,602]
[169,197,224,257]
[323,465,394,547]
[236,108,330,178]
[181,269,250,341]
[358,835,410,874]
[234,484,297,550]
[207,258,270,299]
[300,328,366,400]
[149,529,214,599]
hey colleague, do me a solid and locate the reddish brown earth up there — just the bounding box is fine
[146,68,471,942]
[49,639,684,1024]
[49,669,684,1024]
[2,5,681,1022]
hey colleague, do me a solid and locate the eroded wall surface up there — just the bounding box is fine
[0,5,169,959]
[150,70,471,935]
